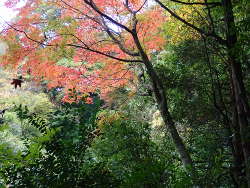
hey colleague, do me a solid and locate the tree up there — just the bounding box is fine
[154,0,250,186]
[1,0,196,177]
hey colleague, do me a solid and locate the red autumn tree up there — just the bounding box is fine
[1,0,196,175]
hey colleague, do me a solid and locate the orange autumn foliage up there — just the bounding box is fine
[1,0,167,102]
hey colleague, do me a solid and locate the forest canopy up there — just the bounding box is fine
[0,0,250,187]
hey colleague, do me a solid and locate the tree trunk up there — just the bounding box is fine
[222,0,250,186]
[132,32,195,175]
[231,107,245,186]
[230,84,245,186]
[230,59,250,186]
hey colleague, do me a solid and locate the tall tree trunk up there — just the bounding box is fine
[230,81,245,186]
[230,59,250,186]
[232,105,245,186]
[132,33,195,175]
[222,0,250,186]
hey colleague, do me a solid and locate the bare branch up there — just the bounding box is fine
[135,0,148,13]
[170,0,221,6]
[6,22,50,46]
[155,0,226,45]
[68,43,142,63]
[84,0,133,34]
[205,0,215,32]
[103,21,140,56]
[59,0,101,25]
[6,22,142,64]
[64,34,142,63]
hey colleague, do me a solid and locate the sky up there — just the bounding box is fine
[0,1,16,25]
[0,1,24,55]
[0,0,26,28]
[0,1,13,55]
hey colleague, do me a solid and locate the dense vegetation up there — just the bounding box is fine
[0,0,249,187]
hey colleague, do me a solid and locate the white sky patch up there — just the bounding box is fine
[0,1,15,56]
[0,1,26,56]
[0,2,17,23]
[0,41,8,55]
[0,0,25,28]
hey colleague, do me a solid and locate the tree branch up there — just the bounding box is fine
[155,0,226,45]
[135,0,148,13]
[67,43,142,63]
[170,0,221,6]
[84,0,133,34]
[6,22,142,64]
[101,18,140,57]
